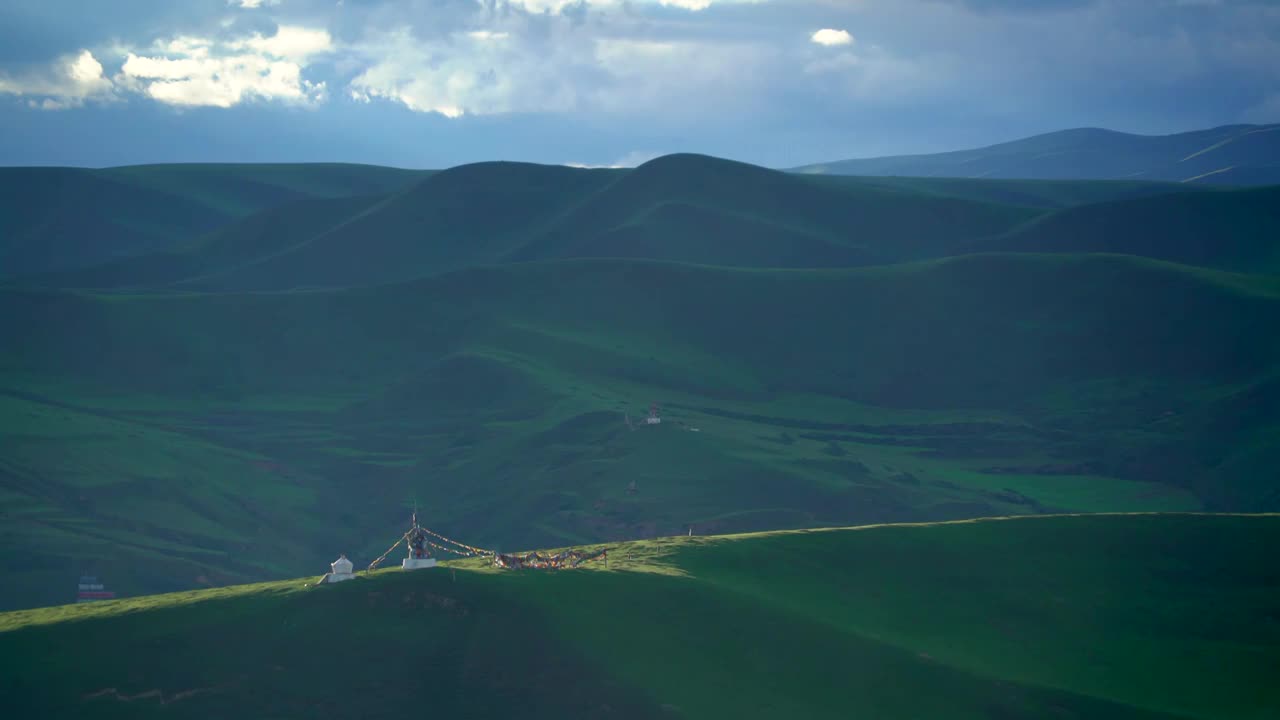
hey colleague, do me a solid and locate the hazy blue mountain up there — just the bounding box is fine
[791,124,1280,184]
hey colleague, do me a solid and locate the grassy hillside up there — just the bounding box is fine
[0,164,431,278]
[1,514,1276,719]
[25,194,390,290]
[15,156,1276,294]
[4,154,1278,610]
[2,253,1277,607]
[177,162,627,290]
[975,186,1280,273]
[814,174,1220,209]
[0,168,228,277]
[792,123,1280,184]
[98,163,432,216]
[510,154,1035,267]
[100,155,1037,290]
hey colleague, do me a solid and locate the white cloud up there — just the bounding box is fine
[565,149,663,168]
[231,0,282,8]
[659,0,714,9]
[347,25,592,117]
[0,50,116,109]
[119,27,330,108]
[811,28,853,47]
[509,0,721,11]
[590,37,772,115]
[346,5,778,121]
[507,0,607,12]
[230,26,333,61]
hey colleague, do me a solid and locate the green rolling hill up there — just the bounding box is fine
[2,251,1278,609]
[811,175,1222,209]
[0,164,431,278]
[11,155,1277,295]
[974,186,1280,273]
[18,156,1042,290]
[791,124,1280,185]
[1,150,1278,610]
[1,514,1276,719]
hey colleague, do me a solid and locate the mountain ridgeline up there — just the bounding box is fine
[9,152,1280,289]
[791,123,1280,185]
[0,146,1278,611]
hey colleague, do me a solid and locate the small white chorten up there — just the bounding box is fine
[321,554,356,584]
[402,528,438,570]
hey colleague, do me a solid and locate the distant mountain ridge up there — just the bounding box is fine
[791,123,1280,185]
[15,152,1278,291]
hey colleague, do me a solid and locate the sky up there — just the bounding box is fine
[0,0,1277,169]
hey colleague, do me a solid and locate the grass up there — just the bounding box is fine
[3,250,1278,606]
[2,155,1279,609]
[1,514,1276,719]
[975,186,1280,273]
[1,164,429,279]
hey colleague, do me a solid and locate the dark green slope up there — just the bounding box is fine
[0,164,432,279]
[2,254,1278,607]
[0,168,228,277]
[179,162,623,290]
[974,186,1280,273]
[514,153,1035,267]
[15,156,1048,291]
[9,254,1274,413]
[814,174,1220,209]
[1,514,1276,720]
[29,155,1041,290]
[21,194,390,290]
[23,155,1276,294]
[98,162,432,216]
[793,123,1280,184]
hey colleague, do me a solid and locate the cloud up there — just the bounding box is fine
[119,26,331,108]
[345,5,775,121]
[230,26,333,61]
[927,0,1095,13]
[0,49,115,109]
[566,149,663,167]
[508,0,724,11]
[232,0,282,8]
[1241,92,1280,123]
[3,0,1280,168]
[347,25,590,117]
[810,28,853,46]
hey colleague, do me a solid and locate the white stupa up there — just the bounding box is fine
[320,554,356,584]
[403,526,438,570]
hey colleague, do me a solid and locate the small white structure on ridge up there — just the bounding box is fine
[320,554,356,584]
[643,403,662,425]
[403,525,438,570]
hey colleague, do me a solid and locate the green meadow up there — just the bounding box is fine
[1,155,1278,611]
[1,514,1276,719]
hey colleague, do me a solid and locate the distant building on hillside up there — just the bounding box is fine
[643,403,662,425]
[76,575,115,603]
[319,554,357,584]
